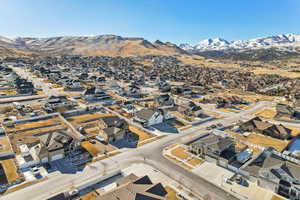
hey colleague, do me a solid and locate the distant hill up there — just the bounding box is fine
[0,35,187,58]
[1,33,300,61]
[196,48,300,61]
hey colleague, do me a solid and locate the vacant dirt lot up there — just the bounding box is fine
[254,108,276,119]
[129,125,152,142]
[252,68,300,78]
[0,159,19,183]
[171,146,190,160]
[186,157,203,166]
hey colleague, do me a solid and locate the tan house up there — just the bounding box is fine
[95,174,168,200]
[97,116,129,143]
[189,133,234,160]
[276,104,294,118]
[240,117,291,140]
[32,131,73,163]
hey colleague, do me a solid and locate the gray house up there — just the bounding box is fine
[189,133,234,161]
[98,116,129,143]
[242,148,300,200]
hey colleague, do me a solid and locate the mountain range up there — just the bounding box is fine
[0,35,186,58]
[0,33,300,59]
[180,33,300,53]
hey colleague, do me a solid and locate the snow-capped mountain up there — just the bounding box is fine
[1,33,300,58]
[180,34,300,52]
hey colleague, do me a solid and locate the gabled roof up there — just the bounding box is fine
[281,162,300,180]
[261,154,284,169]
[117,173,139,186]
[253,120,272,131]
[145,183,167,197]
[135,109,160,121]
[35,144,48,158]
[133,175,153,185]
[276,103,294,114]
[37,131,72,152]
[191,134,233,153]
[103,127,122,137]
[101,116,127,128]
[95,175,167,200]
[266,124,291,136]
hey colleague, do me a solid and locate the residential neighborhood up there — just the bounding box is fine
[0,55,299,200]
[1,2,300,199]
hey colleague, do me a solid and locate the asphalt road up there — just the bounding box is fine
[11,66,65,97]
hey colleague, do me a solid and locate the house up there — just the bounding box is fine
[276,103,299,119]
[95,174,168,200]
[33,131,73,163]
[181,101,203,118]
[14,77,35,94]
[16,131,73,168]
[171,85,192,96]
[158,81,171,92]
[242,148,300,200]
[43,95,78,113]
[154,94,175,108]
[64,79,83,91]
[263,124,292,140]
[293,99,300,119]
[189,133,235,161]
[120,84,143,98]
[17,144,39,168]
[122,101,136,112]
[240,117,291,140]
[239,117,271,132]
[99,127,126,143]
[82,87,111,102]
[98,116,129,143]
[134,108,165,126]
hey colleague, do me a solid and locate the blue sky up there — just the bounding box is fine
[0,0,300,44]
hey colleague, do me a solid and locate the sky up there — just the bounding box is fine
[0,0,300,44]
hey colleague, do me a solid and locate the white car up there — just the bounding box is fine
[31,167,40,177]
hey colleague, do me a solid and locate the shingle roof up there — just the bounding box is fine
[103,127,122,137]
[135,109,158,121]
[95,175,167,200]
[191,134,233,153]
[282,162,300,180]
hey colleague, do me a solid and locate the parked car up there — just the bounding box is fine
[68,189,79,198]
[31,167,41,177]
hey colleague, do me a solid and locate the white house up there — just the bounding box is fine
[134,108,165,126]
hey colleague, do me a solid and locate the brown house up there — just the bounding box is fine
[97,116,129,143]
[240,117,291,140]
[276,103,296,119]
[263,124,292,140]
[189,134,235,160]
[95,174,168,200]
